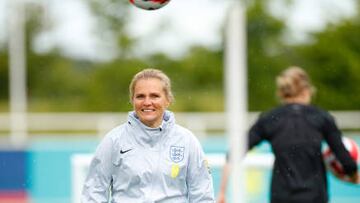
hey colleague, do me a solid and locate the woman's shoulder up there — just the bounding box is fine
[257,105,286,120]
[172,124,205,153]
[170,124,203,146]
[305,105,336,125]
[103,123,127,141]
[303,104,332,117]
[173,124,194,137]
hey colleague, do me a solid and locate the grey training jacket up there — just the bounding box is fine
[81,111,215,203]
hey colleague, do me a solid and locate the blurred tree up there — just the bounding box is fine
[81,45,224,112]
[1,0,360,113]
[246,0,291,111]
[246,0,360,111]
[22,3,89,111]
[82,59,144,111]
[291,15,360,110]
[0,51,8,101]
[146,46,224,112]
[80,0,225,112]
[27,53,90,111]
[88,0,135,58]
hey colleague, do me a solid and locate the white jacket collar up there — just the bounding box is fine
[127,110,175,148]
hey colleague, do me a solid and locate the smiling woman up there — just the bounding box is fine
[81,68,215,202]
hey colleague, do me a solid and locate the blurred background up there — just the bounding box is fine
[0,0,360,202]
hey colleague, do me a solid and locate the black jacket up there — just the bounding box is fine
[249,103,358,203]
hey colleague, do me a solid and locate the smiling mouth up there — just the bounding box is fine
[142,109,155,112]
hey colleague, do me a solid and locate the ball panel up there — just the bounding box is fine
[348,139,360,161]
[130,0,170,10]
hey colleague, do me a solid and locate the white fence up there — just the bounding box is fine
[1,111,360,138]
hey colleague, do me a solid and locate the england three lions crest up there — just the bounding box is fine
[170,146,185,163]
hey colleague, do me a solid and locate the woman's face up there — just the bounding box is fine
[132,78,170,128]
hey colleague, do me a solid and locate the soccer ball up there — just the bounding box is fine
[129,0,171,10]
[323,137,360,181]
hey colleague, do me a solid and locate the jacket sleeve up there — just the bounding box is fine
[81,133,114,203]
[322,113,358,175]
[248,113,267,150]
[186,134,215,203]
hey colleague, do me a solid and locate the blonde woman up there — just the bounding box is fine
[217,66,359,203]
[82,68,215,203]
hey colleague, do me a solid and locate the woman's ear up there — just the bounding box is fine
[165,98,171,108]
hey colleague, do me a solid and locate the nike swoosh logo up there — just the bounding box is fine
[120,149,132,154]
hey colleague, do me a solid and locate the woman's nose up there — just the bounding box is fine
[143,97,152,105]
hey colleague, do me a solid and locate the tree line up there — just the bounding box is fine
[0,0,360,112]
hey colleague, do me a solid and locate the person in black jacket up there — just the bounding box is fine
[217,66,359,203]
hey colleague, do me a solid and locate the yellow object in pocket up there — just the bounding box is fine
[171,164,180,178]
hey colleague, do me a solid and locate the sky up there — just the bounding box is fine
[0,0,357,60]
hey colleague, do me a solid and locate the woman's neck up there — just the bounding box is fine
[283,89,312,105]
[284,95,311,105]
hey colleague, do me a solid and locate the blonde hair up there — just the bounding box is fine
[276,66,315,101]
[129,68,174,103]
